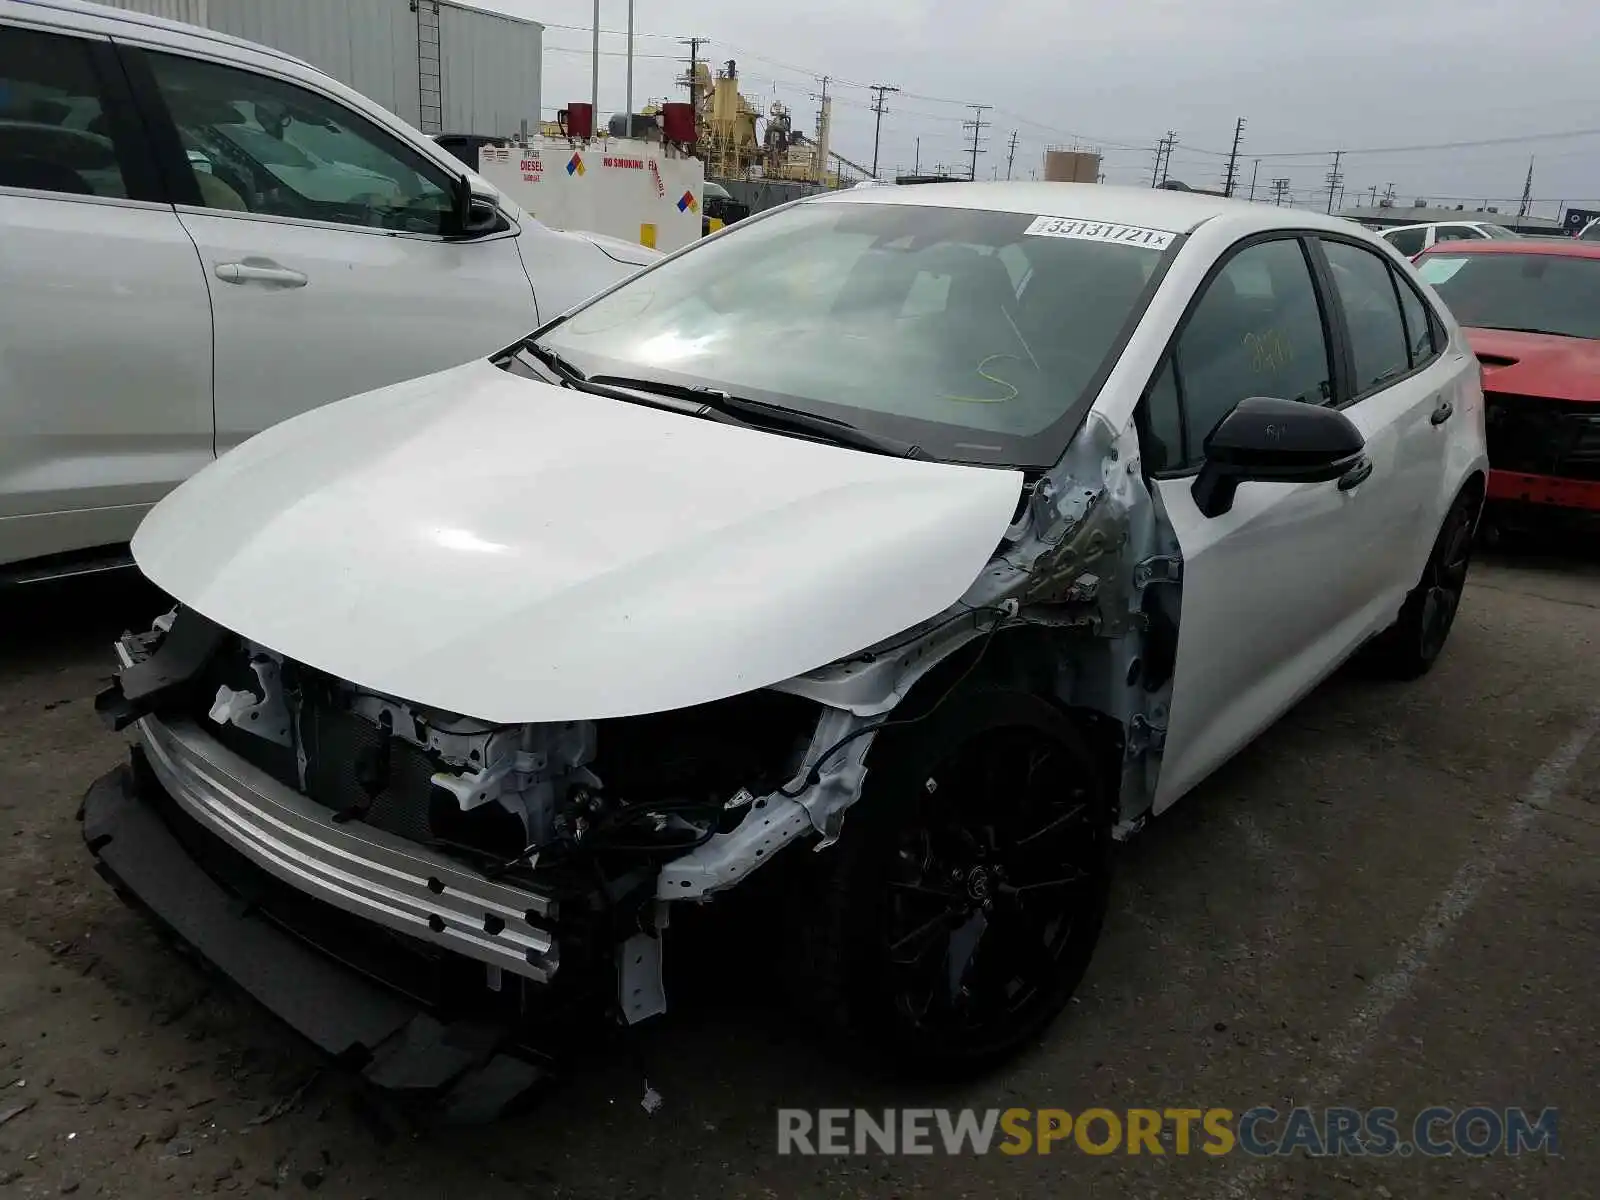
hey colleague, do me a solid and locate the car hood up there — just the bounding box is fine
[1465,327,1600,403]
[567,228,664,267]
[132,360,1024,724]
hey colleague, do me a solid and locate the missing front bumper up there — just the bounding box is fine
[79,760,548,1121]
[131,712,560,983]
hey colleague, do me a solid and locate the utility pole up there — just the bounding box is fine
[589,0,599,119]
[961,103,991,181]
[1382,182,1397,207]
[1324,150,1344,214]
[1005,129,1018,181]
[1368,184,1378,207]
[1247,157,1260,201]
[1270,177,1290,206]
[1150,131,1176,186]
[624,0,635,130]
[1221,117,1246,198]
[1518,157,1535,217]
[914,136,920,174]
[868,84,899,179]
[809,75,832,186]
[679,37,707,110]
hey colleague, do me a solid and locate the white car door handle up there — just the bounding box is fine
[214,261,308,288]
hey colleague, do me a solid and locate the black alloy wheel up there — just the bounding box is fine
[793,688,1112,1076]
[1369,487,1480,679]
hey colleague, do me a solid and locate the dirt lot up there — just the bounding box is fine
[1,548,1596,1199]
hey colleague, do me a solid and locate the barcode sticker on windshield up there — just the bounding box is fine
[1023,216,1174,250]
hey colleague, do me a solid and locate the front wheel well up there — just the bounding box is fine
[870,626,1126,812]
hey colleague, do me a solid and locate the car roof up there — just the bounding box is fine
[803,181,1363,236]
[1383,220,1498,234]
[11,0,316,72]
[1419,239,1600,260]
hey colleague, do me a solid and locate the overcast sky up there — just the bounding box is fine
[475,0,1600,219]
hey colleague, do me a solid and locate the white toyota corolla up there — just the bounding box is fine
[84,183,1487,1105]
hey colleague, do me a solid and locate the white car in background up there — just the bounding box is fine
[85,184,1488,1099]
[1380,219,1520,258]
[0,0,655,582]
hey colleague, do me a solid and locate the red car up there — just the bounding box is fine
[1414,239,1600,540]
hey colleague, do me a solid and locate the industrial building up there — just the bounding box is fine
[1042,147,1101,183]
[100,0,543,138]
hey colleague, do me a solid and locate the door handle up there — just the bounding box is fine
[214,261,307,288]
[1430,398,1454,425]
[1337,456,1373,491]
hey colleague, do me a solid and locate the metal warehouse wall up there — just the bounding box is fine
[213,0,423,126]
[97,0,541,136]
[100,0,208,22]
[436,1,541,138]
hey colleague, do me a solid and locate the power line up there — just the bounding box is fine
[546,44,682,60]
[1249,125,1600,160]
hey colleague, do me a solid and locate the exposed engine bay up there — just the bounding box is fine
[198,629,823,873]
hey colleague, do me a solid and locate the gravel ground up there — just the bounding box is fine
[1,546,1596,1199]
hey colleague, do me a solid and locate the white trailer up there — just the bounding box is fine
[476,137,705,255]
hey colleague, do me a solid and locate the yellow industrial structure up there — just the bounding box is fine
[687,59,844,184]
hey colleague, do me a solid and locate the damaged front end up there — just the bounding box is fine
[82,605,888,1109]
[82,405,1184,1107]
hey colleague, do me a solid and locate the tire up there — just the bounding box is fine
[1368,487,1479,680]
[789,687,1113,1078]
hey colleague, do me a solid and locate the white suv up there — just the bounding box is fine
[1380,219,1518,258]
[0,0,654,581]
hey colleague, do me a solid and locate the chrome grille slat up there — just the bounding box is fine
[135,714,559,983]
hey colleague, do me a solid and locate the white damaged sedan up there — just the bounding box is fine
[84,183,1488,1100]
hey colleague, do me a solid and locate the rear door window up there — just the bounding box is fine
[1320,239,1411,396]
[1392,267,1439,368]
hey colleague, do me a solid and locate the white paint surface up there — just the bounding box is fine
[132,359,1024,723]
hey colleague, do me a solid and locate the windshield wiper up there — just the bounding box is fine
[586,375,928,459]
[519,341,587,380]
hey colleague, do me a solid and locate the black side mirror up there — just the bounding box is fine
[1191,395,1367,518]
[449,173,501,238]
